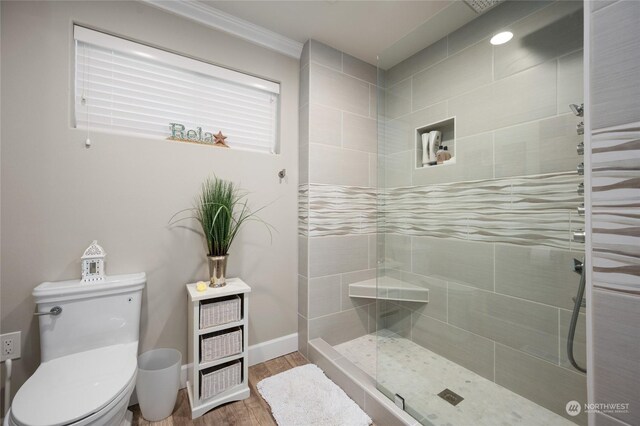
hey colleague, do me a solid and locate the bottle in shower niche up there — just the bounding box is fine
[436,146,451,164]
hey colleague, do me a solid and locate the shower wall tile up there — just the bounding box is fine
[594,413,631,426]
[309,103,342,147]
[379,301,412,338]
[299,104,309,184]
[384,269,447,322]
[341,269,376,310]
[493,1,583,80]
[380,117,410,156]
[308,305,371,346]
[385,233,412,272]
[591,0,618,13]
[449,60,557,137]
[298,236,308,277]
[413,133,494,185]
[560,309,586,373]
[309,143,370,186]
[343,53,377,84]
[370,84,379,119]
[382,102,448,156]
[369,154,377,187]
[591,0,640,129]
[494,113,581,178]
[492,60,558,129]
[385,38,447,88]
[384,150,413,187]
[412,237,494,290]
[495,244,582,310]
[343,112,377,153]
[308,39,342,71]
[412,41,492,111]
[448,282,560,363]
[557,50,584,115]
[298,275,308,318]
[368,234,378,269]
[300,63,309,108]
[308,274,342,319]
[495,343,587,425]
[310,62,370,117]
[446,0,552,56]
[411,312,495,381]
[385,78,412,120]
[592,289,640,426]
[298,314,308,357]
[309,235,369,277]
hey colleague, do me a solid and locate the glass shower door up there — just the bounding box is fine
[375,1,587,425]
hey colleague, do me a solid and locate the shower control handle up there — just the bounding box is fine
[577,163,584,175]
[572,258,583,274]
[577,122,584,135]
[573,230,585,243]
[577,204,585,216]
[577,142,584,155]
[577,183,584,196]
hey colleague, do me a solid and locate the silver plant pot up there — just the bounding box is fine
[207,255,229,288]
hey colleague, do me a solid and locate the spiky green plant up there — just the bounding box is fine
[171,177,272,256]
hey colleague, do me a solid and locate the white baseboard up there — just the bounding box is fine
[128,333,298,407]
[248,333,298,367]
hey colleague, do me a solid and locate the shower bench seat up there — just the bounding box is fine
[348,276,429,303]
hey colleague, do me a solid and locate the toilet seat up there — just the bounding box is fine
[10,342,137,426]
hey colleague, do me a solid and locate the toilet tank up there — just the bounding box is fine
[33,273,146,362]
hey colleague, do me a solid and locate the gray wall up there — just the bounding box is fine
[380,1,587,424]
[298,40,379,357]
[589,1,640,425]
[0,0,299,407]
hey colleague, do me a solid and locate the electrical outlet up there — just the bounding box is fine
[1,331,21,361]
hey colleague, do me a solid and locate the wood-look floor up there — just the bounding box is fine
[131,352,309,425]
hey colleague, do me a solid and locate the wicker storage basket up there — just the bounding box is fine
[200,295,241,329]
[201,327,242,363]
[200,360,242,400]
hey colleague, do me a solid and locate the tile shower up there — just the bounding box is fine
[299,1,590,425]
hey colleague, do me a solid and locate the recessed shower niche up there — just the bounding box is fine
[415,117,455,168]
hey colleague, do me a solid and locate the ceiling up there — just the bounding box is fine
[202,1,470,66]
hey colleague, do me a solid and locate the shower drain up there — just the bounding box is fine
[438,388,464,406]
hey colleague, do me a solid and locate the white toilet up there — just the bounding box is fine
[4,273,146,426]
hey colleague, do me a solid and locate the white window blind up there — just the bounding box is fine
[74,26,280,154]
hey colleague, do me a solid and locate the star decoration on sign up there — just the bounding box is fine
[213,131,229,148]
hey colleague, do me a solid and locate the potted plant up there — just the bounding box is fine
[171,176,271,287]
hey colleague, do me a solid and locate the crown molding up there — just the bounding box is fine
[141,0,304,59]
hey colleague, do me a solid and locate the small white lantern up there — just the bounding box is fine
[81,240,106,282]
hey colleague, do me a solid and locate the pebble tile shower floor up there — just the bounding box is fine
[334,331,576,426]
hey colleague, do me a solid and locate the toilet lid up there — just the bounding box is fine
[11,342,137,426]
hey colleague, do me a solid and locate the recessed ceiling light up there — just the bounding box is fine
[490,31,513,45]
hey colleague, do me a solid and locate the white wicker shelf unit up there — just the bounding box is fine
[186,278,251,419]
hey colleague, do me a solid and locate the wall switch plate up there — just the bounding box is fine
[1,331,21,361]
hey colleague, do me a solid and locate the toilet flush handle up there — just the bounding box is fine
[34,306,62,316]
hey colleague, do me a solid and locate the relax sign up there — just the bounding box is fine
[168,123,229,148]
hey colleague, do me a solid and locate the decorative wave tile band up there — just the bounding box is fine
[299,172,583,250]
[591,122,640,292]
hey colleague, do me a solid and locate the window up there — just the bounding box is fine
[74,26,280,154]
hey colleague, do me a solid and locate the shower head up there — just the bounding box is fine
[569,103,584,117]
[463,0,504,14]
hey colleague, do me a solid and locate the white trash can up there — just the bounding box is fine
[136,348,182,421]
